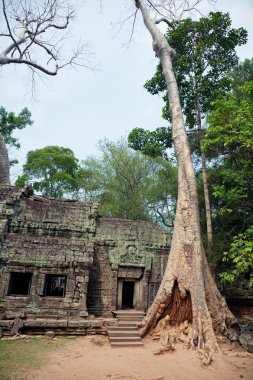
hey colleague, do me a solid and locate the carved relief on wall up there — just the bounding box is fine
[121,245,144,264]
[118,266,143,279]
[109,242,153,270]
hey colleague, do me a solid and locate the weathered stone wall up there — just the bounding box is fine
[87,218,170,316]
[0,187,98,320]
[0,187,171,335]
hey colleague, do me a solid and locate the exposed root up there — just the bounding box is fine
[153,345,175,355]
[225,352,253,358]
[197,348,213,365]
[148,317,220,365]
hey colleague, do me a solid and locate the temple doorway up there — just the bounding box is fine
[121,281,134,309]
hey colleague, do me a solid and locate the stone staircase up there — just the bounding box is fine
[107,310,145,347]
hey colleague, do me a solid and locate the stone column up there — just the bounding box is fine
[111,266,118,311]
[142,270,150,312]
[0,268,10,297]
[77,270,89,318]
[30,269,39,297]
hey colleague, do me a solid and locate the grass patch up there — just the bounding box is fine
[0,336,69,380]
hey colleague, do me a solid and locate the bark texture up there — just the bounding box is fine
[0,132,11,185]
[195,98,213,247]
[136,0,235,357]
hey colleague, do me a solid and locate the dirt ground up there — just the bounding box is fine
[18,336,253,380]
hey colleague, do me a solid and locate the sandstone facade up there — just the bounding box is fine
[0,187,170,333]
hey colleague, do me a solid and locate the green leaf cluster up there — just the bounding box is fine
[145,12,247,128]
[203,79,253,283]
[16,146,79,199]
[220,227,253,287]
[128,127,173,160]
[129,12,247,168]
[205,81,253,217]
[80,139,177,226]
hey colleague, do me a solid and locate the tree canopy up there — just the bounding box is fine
[129,12,247,249]
[145,12,247,127]
[79,139,177,226]
[16,145,79,198]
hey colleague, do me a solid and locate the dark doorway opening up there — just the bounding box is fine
[8,272,32,295]
[44,274,67,297]
[122,281,134,309]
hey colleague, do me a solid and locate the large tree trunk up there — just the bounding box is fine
[136,0,235,358]
[0,132,11,185]
[195,97,213,248]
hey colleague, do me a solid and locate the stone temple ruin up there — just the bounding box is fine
[0,187,170,335]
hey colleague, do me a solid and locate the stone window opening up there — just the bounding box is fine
[44,275,67,297]
[8,272,32,296]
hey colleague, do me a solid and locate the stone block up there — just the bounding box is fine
[79,311,88,318]
[67,320,90,328]
[0,320,12,328]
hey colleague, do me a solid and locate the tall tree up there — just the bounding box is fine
[133,0,235,361]
[143,12,247,247]
[79,139,177,225]
[16,146,80,199]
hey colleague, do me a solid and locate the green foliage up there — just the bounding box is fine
[0,106,33,166]
[130,12,247,168]
[203,80,253,281]
[220,227,253,287]
[16,146,79,199]
[80,139,177,226]
[145,12,247,127]
[204,81,253,217]
[230,57,253,91]
[128,127,173,160]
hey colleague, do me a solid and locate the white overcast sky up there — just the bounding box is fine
[0,0,253,181]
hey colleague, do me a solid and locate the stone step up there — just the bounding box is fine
[108,326,137,331]
[109,336,142,342]
[107,330,140,337]
[114,311,145,316]
[118,321,140,328]
[108,310,145,347]
[117,315,143,319]
[110,341,143,347]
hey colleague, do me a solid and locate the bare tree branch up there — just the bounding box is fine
[129,9,139,43]
[0,0,92,76]
[4,57,58,75]
[155,17,173,26]
[2,0,22,57]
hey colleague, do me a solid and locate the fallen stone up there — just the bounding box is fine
[45,331,55,338]
[91,336,107,346]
